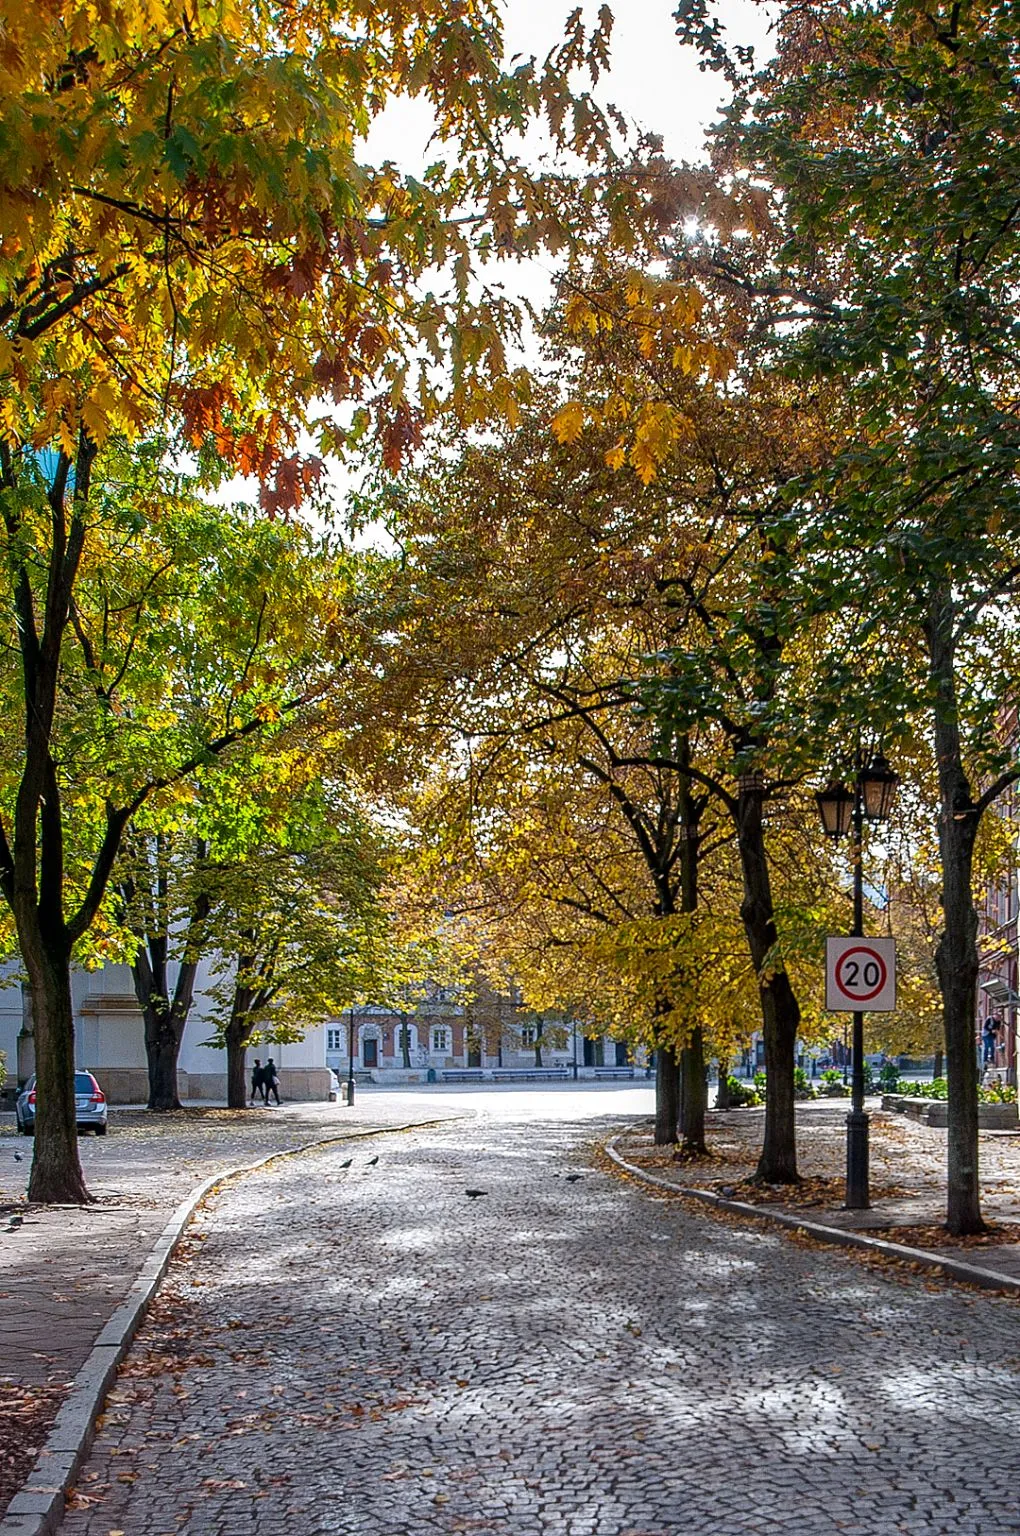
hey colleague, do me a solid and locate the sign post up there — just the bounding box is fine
[826,938,897,1013]
[825,937,896,1210]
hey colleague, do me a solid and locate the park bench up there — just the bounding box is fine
[490,1068,570,1081]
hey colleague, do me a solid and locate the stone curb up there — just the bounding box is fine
[0,1114,460,1536]
[604,1134,1020,1298]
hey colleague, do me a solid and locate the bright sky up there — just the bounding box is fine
[359,0,776,332]
[366,0,775,167]
[501,0,773,159]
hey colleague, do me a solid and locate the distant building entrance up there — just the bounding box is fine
[363,1038,379,1069]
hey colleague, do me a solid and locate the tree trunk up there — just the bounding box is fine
[24,937,89,1204]
[224,976,257,1110]
[534,1021,543,1068]
[676,742,706,1154]
[928,589,984,1235]
[933,1049,944,1079]
[654,1044,680,1144]
[716,1058,731,1110]
[679,1026,708,1155]
[125,843,209,1111]
[144,1008,185,1111]
[736,780,799,1183]
[400,1017,411,1069]
[225,1015,252,1110]
[132,945,202,1112]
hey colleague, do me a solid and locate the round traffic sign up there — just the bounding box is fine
[833,945,888,1004]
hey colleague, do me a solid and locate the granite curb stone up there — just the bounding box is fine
[0,1115,463,1536]
[605,1131,1020,1296]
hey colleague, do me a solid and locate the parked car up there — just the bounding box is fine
[15,1071,108,1136]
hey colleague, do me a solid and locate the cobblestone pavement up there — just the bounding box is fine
[0,1097,466,1390]
[59,1112,1020,1536]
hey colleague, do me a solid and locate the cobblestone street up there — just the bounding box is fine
[60,1109,1020,1536]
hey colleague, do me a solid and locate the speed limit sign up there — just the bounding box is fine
[825,937,896,1012]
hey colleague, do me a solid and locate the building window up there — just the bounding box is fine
[521,1024,536,1047]
[327,1028,344,1052]
[432,1027,449,1052]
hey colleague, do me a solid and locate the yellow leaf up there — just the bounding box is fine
[564,293,597,335]
[551,400,585,445]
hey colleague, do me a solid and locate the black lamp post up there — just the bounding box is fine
[816,751,899,1209]
[347,1005,356,1109]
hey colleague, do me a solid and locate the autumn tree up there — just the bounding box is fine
[196,789,388,1106]
[0,446,352,1197]
[115,825,212,1112]
[673,0,1020,1231]
[0,0,648,1200]
[372,337,846,1172]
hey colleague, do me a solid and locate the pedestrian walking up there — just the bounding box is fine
[250,1058,267,1106]
[983,1017,998,1067]
[265,1057,281,1105]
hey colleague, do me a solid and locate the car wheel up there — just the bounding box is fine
[95,1124,107,1136]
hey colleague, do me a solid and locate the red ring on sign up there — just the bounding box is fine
[834,946,888,1003]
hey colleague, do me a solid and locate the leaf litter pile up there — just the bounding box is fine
[616,1103,1020,1251]
[0,1376,70,1514]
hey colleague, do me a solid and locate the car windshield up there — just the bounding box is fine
[74,1072,95,1092]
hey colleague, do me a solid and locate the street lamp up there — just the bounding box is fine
[347,1005,356,1109]
[816,750,900,1209]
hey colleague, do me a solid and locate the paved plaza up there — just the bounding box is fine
[55,1100,1020,1536]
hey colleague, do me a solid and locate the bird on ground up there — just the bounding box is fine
[13,1152,22,1163]
[465,1189,488,1198]
[338,1158,352,1169]
[366,1155,379,1166]
[564,1173,583,1183]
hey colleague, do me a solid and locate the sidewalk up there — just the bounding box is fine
[612,1099,1020,1285]
[0,1096,467,1519]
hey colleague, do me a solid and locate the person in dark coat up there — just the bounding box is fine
[264,1057,281,1105]
[250,1058,267,1106]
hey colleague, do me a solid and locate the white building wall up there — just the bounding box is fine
[0,961,22,1087]
[6,952,331,1102]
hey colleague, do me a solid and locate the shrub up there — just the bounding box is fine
[794,1066,816,1100]
[887,1076,1016,1105]
[879,1060,901,1091]
[753,1070,767,1097]
[725,1075,762,1108]
[979,1081,1018,1104]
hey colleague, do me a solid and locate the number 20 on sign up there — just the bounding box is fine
[825,937,897,1013]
